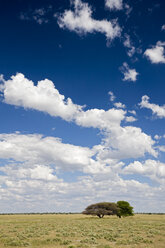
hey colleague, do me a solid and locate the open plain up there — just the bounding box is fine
[0,214,165,248]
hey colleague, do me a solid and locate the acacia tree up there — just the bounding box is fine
[117,201,134,217]
[83,201,134,218]
[82,202,120,218]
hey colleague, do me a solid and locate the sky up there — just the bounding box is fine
[0,0,165,213]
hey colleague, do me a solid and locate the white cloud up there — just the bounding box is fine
[0,73,129,131]
[125,116,137,122]
[105,0,123,10]
[95,125,156,161]
[0,73,157,163]
[57,0,121,40]
[108,91,116,101]
[123,34,136,57]
[0,133,97,173]
[144,41,165,64]
[1,166,164,213]
[161,25,165,31]
[1,163,58,181]
[120,62,139,82]
[154,135,161,140]
[0,72,159,213]
[0,71,164,213]
[0,73,83,121]
[75,108,126,130]
[113,102,126,109]
[0,131,158,213]
[123,160,165,183]
[128,110,136,115]
[157,146,165,152]
[139,95,165,118]
[0,130,156,179]
[0,148,164,213]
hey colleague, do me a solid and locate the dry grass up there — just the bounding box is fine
[0,214,165,248]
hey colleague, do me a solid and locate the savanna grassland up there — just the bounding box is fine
[0,214,165,248]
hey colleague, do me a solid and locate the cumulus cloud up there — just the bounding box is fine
[139,95,165,118]
[120,62,139,82]
[144,41,165,64]
[0,73,133,131]
[1,164,164,213]
[105,0,123,10]
[0,73,157,163]
[0,133,162,213]
[1,163,59,181]
[113,102,126,109]
[123,160,165,183]
[96,126,157,160]
[0,119,160,213]
[0,129,157,214]
[0,133,97,173]
[125,116,137,122]
[57,0,121,41]
[0,130,156,178]
[0,73,161,212]
[75,108,126,130]
[128,110,136,115]
[0,73,83,121]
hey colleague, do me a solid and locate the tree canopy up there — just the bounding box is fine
[82,202,120,218]
[82,201,134,218]
[117,201,134,217]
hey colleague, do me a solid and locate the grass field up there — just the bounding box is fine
[0,214,165,248]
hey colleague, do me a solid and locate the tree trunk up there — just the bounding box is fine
[97,214,104,218]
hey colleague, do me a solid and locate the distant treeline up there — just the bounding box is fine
[0,212,80,215]
[136,213,165,215]
[0,212,165,215]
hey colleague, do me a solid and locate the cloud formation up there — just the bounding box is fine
[123,160,165,183]
[57,0,121,41]
[0,133,103,174]
[0,73,82,121]
[105,0,123,10]
[0,73,161,213]
[75,108,126,130]
[161,25,165,31]
[139,95,165,118]
[113,102,126,109]
[108,91,116,101]
[97,126,156,160]
[123,34,136,57]
[120,62,139,82]
[0,73,157,161]
[1,159,164,213]
[0,73,137,131]
[0,131,160,213]
[144,41,165,64]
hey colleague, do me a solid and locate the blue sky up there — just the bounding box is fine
[0,0,165,213]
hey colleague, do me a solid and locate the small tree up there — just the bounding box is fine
[82,202,120,218]
[117,201,134,217]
